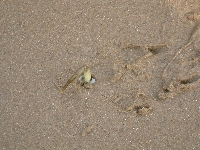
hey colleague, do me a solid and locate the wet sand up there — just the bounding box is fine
[1,0,200,149]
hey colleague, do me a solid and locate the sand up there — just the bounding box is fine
[1,0,200,149]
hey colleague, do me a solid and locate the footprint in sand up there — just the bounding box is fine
[159,10,200,100]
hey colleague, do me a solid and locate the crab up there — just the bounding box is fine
[61,66,95,93]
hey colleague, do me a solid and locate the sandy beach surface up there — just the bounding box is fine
[1,0,200,149]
